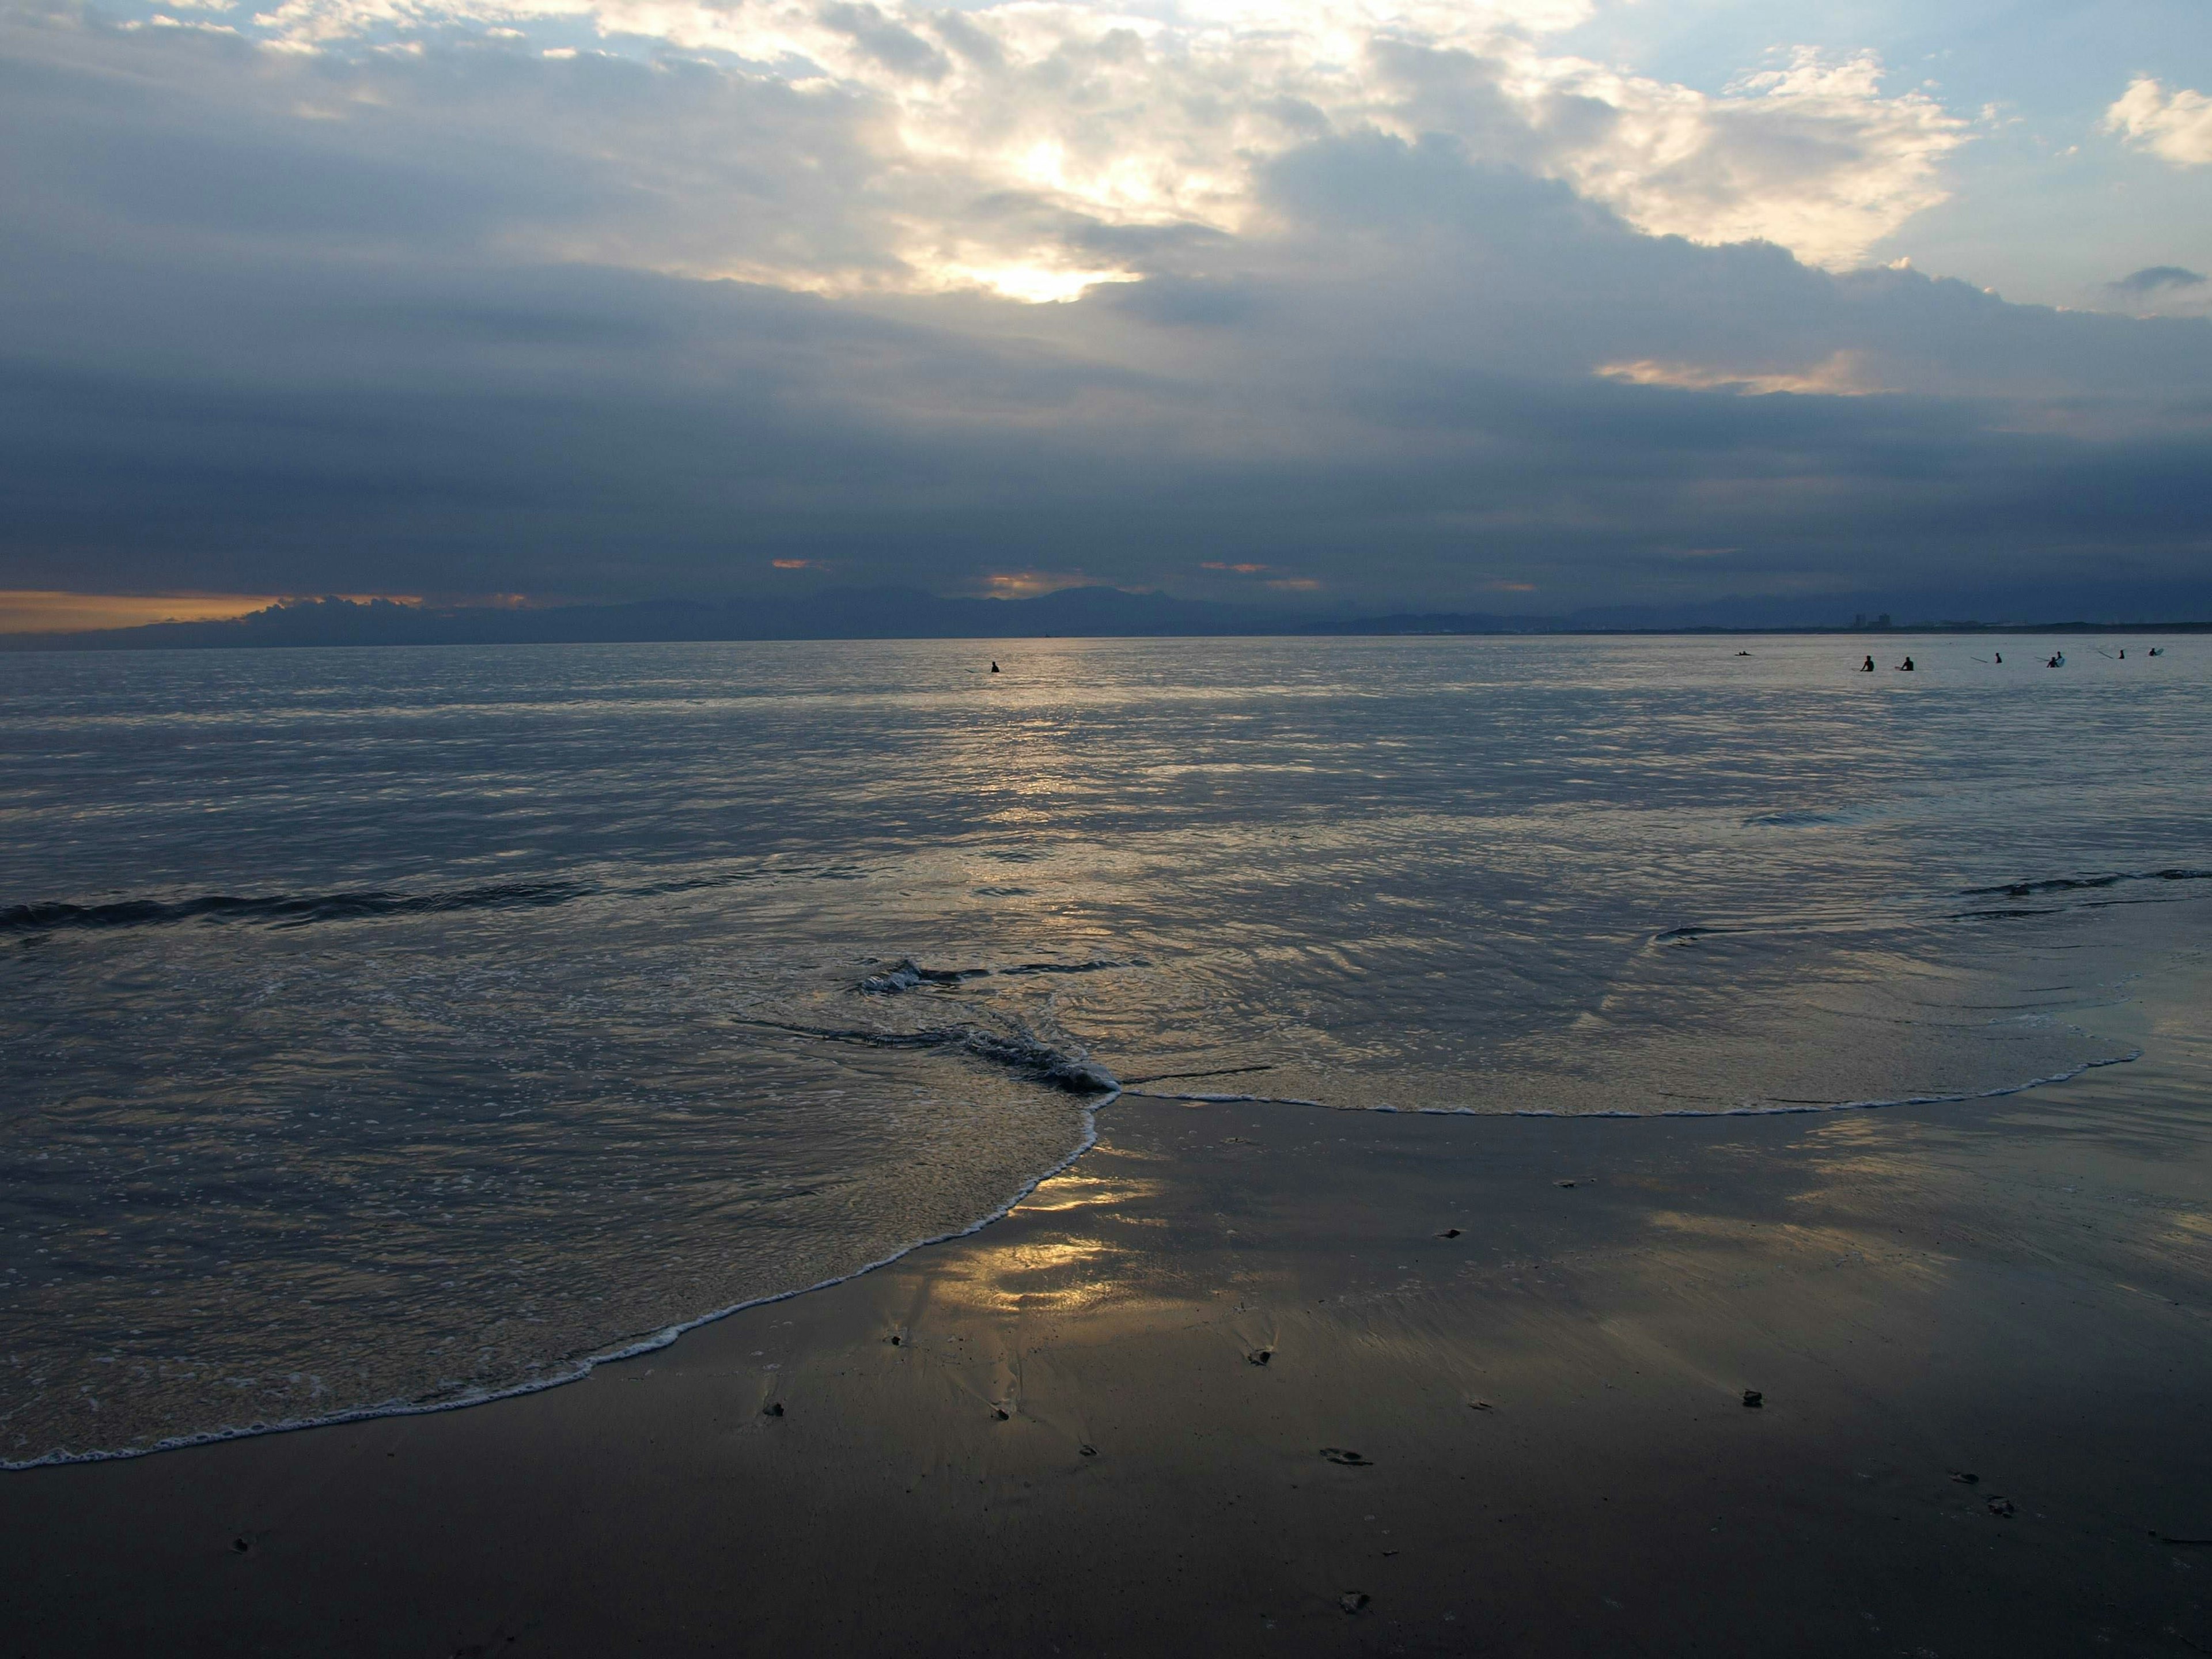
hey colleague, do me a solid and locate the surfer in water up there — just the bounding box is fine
[1897,657,1915,672]
[1994,652,2002,664]
[2048,652,2065,668]
[990,661,1000,674]
[1862,655,1876,672]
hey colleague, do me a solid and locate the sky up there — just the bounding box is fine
[2,0,2209,625]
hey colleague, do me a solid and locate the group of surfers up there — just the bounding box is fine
[1858,645,2165,672]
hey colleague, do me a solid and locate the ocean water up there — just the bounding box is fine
[2,634,2206,1465]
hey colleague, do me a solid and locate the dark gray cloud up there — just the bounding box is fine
[3,2,2210,620]
[2113,265,2208,294]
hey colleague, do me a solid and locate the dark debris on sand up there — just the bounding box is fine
[1320,1448,1372,1467]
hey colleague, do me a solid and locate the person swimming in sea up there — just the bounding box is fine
[1862,655,1876,672]
[990,661,1000,674]
[1994,652,2002,664]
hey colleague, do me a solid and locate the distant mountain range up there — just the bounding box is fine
[5,587,2209,651]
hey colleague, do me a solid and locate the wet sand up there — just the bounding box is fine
[6,969,2211,1656]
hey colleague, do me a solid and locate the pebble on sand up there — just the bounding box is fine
[1247,1347,1274,1366]
[1437,1228,1462,1238]
[762,1402,784,1417]
[1950,1470,1979,1484]
[1741,1389,1763,1408]
[992,1405,1011,1420]
[1987,1497,2016,1518]
[1320,1448,1373,1467]
[1339,1593,1371,1615]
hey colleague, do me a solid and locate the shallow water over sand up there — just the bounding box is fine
[2,634,2206,1463]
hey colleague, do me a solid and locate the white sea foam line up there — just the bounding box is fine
[1,1084,1120,1472]
[1642,1048,2140,1118]
[1120,1090,1328,1107]
[1127,1049,2140,1119]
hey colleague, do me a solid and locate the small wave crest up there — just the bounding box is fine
[1963,868,2211,899]
[1652,924,1743,945]
[858,957,1128,994]
[744,1016,1120,1095]
[0,880,593,935]
[1743,809,1851,828]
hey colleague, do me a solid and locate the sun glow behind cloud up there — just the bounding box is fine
[109,0,1978,303]
[1596,351,1888,397]
[982,570,1093,597]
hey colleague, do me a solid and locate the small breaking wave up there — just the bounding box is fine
[1963,869,2212,899]
[1653,864,2212,949]
[0,866,852,938]
[0,880,593,935]
[1743,809,1851,828]
[1651,924,1745,945]
[742,1016,1120,1095]
[858,957,1129,994]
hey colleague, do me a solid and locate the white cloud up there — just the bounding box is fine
[52,0,1971,297]
[1529,50,1965,269]
[2104,77,2212,168]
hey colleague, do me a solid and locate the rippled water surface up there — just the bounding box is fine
[3,634,2208,1464]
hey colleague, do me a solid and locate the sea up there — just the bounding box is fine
[3,633,2206,1467]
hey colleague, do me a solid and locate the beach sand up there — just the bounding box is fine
[5,965,2210,1656]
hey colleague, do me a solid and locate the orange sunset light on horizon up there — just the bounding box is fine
[0,591,422,635]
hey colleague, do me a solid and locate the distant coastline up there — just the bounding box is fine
[4,588,2210,652]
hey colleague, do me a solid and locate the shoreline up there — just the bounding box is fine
[10,1028,2156,1476]
[6,961,2209,1654]
[0,1084,1120,1477]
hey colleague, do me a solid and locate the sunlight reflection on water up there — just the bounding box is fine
[2,633,2206,1462]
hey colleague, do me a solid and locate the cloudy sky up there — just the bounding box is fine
[2,0,2209,623]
